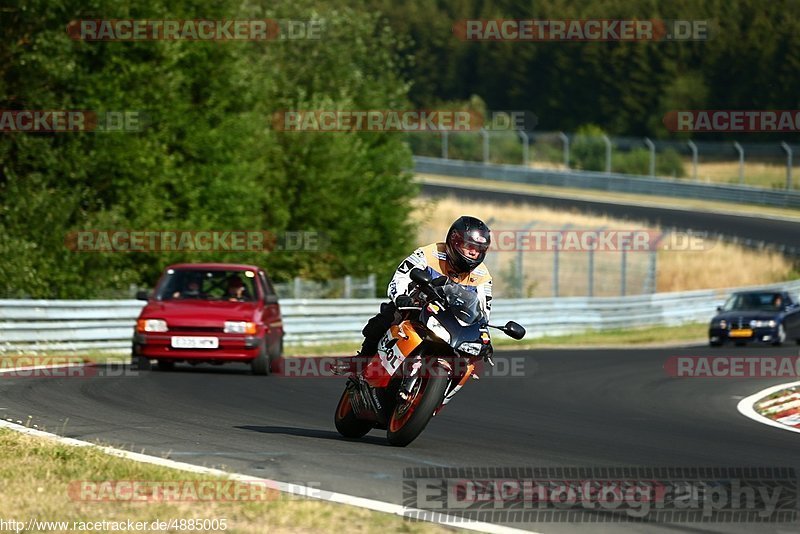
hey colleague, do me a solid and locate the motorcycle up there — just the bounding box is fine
[334,268,526,446]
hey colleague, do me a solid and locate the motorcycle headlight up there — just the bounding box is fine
[224,321,257,334]
[749,319,776,328]
[137,319,167,333]
[426,316,451,343]
[458,342,482,356]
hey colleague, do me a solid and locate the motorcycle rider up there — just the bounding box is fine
[354,215,494,367]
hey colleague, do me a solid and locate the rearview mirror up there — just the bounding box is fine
[504,321,526,340]
[410,268,433,285]
[135,290,150,301]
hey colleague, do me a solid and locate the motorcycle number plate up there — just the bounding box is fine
[377,332,405,375]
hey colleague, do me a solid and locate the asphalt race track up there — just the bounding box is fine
[2,346,799,533]
[420,182,800,255]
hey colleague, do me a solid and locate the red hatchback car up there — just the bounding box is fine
[132,263,284,375]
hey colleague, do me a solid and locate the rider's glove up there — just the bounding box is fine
[480,342,494,366]
[395,295,415,308]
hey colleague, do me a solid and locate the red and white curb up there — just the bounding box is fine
[0,419,536,534]
[737,380,800,434]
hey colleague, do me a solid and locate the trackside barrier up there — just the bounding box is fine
[1,280,799,352]
[413,156,800,209]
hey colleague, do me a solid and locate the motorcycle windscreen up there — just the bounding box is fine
[440,284,486,326]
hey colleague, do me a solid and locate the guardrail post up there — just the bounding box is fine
[781,142,793,190]
[620,248,627,296]
[644,137,655,177]
[343,275,352,298]
[518,130,530,166]
[293,277,302,299]
[687,140,699,181]
[587,237,595,297]
[480,128,489,163]
[733,141,744,185]
[441,130,449,160]
[558,131,570,169]
[602,134,612,174]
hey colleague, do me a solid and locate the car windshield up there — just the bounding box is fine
[441,283,486,325]
[722,292,784,311]
[155,269,257,302]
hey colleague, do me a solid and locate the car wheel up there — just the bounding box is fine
[251,341,271,376]
[709,339,723,347]
[772,324,786,346]
[156,359,175,371]
[133,355,151,371]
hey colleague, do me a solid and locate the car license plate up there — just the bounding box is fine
[170,336,219,349]
[729,329,753,338]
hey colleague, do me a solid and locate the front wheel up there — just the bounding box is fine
[251,342,271,376]
[772,324,786,346]
[386,373,448,447]
[334,388,373,438]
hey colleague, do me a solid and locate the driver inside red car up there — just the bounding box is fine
[226,276,247,301]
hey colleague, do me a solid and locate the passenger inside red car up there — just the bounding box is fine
[226,276,248,301]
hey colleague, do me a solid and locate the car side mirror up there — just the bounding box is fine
[264,294,279,304]
[716,306,722,312]
[504,321,526,340]
[136,290,150,301]
[410,268,433,286]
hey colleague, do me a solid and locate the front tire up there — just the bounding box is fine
[386,372,448,447]
[156,359,175,371]
[772,324,786,346]
[132,354,151,371]
[334,388,373,438]
[251,342,271,376]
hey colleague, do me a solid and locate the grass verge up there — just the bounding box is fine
[0,427,445,534]
[493,322,708,349]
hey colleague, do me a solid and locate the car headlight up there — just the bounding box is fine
[749,320,776,328]
[426,316,451,343]
[137,319,167,332]
[717,319,727,329]
[224,321,257,334]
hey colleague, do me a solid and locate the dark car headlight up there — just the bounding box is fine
[749,319,776,328]
[712,319,727,329]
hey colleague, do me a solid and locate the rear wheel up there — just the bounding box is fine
[334,387,373,438]
[386,371,448,447]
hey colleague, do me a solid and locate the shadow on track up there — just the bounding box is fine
[236,425,389,446]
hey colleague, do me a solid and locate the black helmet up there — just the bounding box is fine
[445,216,491,273]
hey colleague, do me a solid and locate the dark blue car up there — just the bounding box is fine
[709,291,800,346]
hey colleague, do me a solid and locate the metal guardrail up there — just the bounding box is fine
[413,156,800,209]
[2,280,799,352]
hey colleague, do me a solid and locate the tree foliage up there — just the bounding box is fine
[0,0,417,297]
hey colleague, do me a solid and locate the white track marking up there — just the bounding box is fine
[736,380,800,435]
[0,419,538,534]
